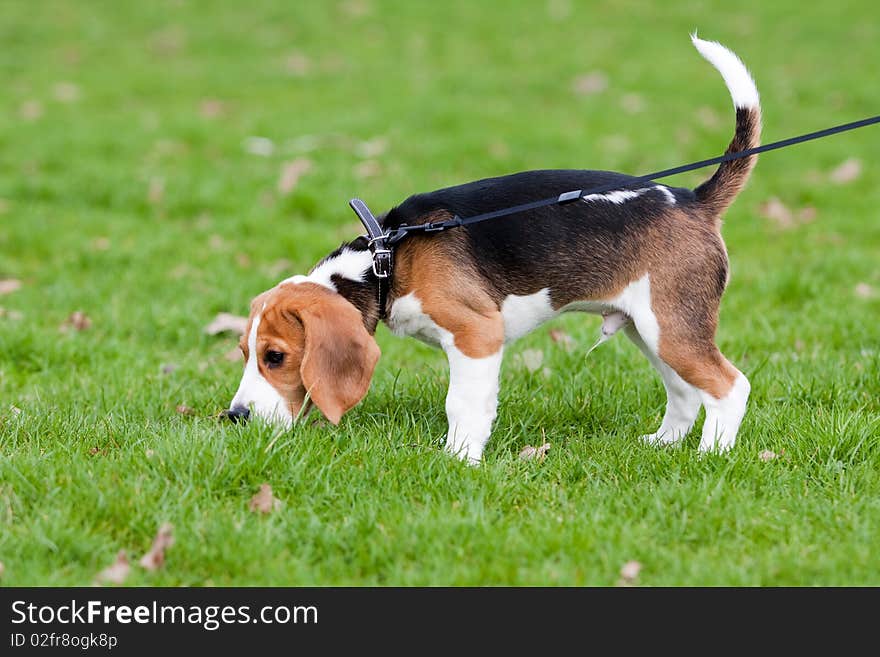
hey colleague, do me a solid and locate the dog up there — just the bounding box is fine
[226,36,761,463]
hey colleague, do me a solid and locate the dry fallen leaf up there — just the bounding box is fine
[204,312,248,336]
[199,98,225,118]
[60,311,92,332]
[161,363,178,375]
[53,81,81,103]
[9,405,22,416]
[354,160,382,179]
[95,550,130,586]
[243,136,274,157]
[759,197,793,228]
[829,158,862,184]
[139,523,174,571]
[572,71,608,95]
[549,328,575,351]
[0,307,24,321]
[20,100,43,121]
[277,158,313,195]
[92,236,111,251]
[268,259,293,277]
[147,177,164,205]
[248,483,282,514]
[758,197,816,230]
[519,443,551,461]
[175,404,194,416]
[0,561,4,578]
[356,137,388,158]
[855,283,874,299]
[0,279,21,295]
[695,105,722,128]
[620,93,645,114]
[224,347,243,362]
[520,349,544,373]
[284,52,311,75]
[619,560,642,585]
[759,450,778,462]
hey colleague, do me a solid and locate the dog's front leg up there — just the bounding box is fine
[442,343,503,464]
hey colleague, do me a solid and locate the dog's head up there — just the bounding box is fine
[226,282,380,427]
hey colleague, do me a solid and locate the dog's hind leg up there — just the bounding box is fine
[624,323,702,445]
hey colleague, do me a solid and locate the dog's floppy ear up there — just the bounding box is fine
[296,292,380,425]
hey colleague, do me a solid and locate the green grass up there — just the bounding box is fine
[1,0,879,586]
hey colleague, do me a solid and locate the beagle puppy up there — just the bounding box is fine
[227,36,760,463]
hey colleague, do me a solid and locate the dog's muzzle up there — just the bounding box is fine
[221,406,250,424]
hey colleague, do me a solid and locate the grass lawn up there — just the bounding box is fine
[1,0,878,586]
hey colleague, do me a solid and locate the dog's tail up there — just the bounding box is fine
[691,35,762,217]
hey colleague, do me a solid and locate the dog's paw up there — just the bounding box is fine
[639,430,686,447]
[444,437,483,465]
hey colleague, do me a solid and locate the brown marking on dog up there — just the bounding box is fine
[391,225,504,359]
[242,282,380,424]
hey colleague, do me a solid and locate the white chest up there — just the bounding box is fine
[386,293,452,348]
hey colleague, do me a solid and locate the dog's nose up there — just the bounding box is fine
[223,406,250,424]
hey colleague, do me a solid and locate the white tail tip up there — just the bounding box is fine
[691,34,759,109]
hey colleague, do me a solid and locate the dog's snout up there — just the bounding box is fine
[223,406,250,424]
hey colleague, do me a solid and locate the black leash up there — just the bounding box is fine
[350,113,880,315]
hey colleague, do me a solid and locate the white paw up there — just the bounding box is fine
[444,437,483,465]
[639,429,687,446]
[698,434,736,453]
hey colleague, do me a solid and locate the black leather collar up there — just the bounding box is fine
[349,199,392,319]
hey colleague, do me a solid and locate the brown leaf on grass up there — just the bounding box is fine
[92,236,111,251]
[267,258,293,277]
[224,347,243,362]
[284,52,311,75]
[758,197,817,230]
[175,404,194,416]
[855,283,874,299]
[354,160,381,179]
[519,349,544,373]
[620,93,645,114]
[572,71,608,96]
[759,450,778,462]
[829,158,862,184]
[0,279,21,295]
[243,136,274,157]
[20,100,43,121]
[618,560,642,586]
[356,137,388,159]
[147,177,164,205]
[695,106,722,129]
[277,158,313,195]
[204,312,248,336]
[0,307,24,321]
[88,447,107,456]
[341,0,372,17]
[53,81,81,103]
[9,405,22,416]
[549,328,575,351]
[759,197,793,227]
[60,311,92,332]
[161,363,178,375]
[139,523,174,571]
[0,560,4,578]
[95,550,130,586]
[248,484,282,514]
[519,443,551,461]
[199,98,226,118]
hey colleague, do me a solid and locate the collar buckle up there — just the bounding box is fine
[371,247,392,279]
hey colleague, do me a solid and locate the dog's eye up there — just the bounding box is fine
[264,350,285,367]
